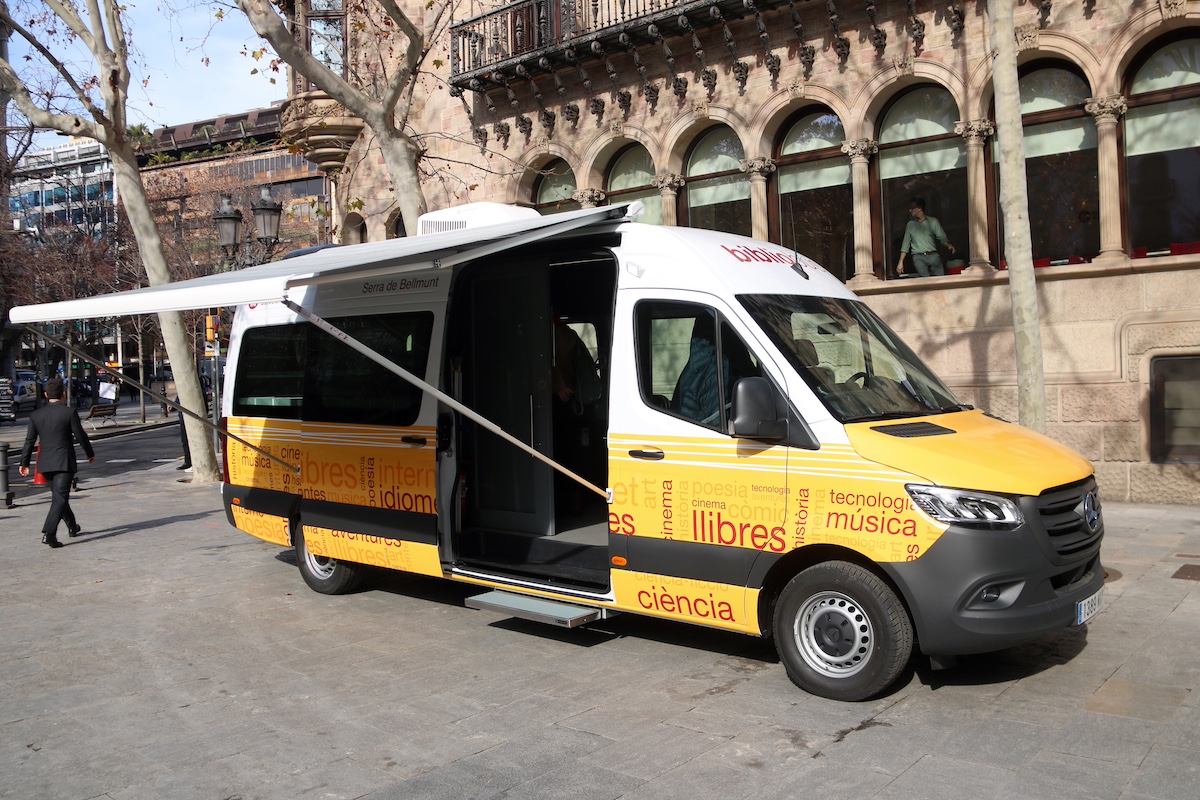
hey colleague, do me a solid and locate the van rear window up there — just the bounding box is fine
[306,312,434,427]
[232,325,306,419]
[231,312,434,426]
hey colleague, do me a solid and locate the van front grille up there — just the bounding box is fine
[1037,478,1103,558]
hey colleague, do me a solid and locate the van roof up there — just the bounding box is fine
[10,203,637,323]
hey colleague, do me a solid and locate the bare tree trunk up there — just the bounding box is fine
[109,148,218,481]
[377,134,427,236]
[987,0,1046,433]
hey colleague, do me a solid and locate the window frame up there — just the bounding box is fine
[770,106,855,281]
[634,299,762,433]
[872,84,968,279]
[1122,33,1200,256]
[1150,354,1200,464]
[303,0,347,88]
[679,125,751,234]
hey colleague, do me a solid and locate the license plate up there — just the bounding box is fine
[1075,587,1103,625]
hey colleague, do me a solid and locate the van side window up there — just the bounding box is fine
[305,311,434,427]
[232,324,307,419]
[635,302,760,432]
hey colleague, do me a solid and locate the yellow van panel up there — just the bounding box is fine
[231,506,290,547]
[302,525,444,577]
[845,409,1093,497]
[226,418,303,493]
[609,434,947,564]
[611,569,761,634]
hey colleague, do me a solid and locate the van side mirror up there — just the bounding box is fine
[731,377,787,441]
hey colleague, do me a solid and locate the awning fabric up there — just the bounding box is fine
[10,203,635,323]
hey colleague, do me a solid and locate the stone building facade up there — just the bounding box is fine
[281,0,1200,503]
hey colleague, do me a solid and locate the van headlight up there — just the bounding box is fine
[905,485,1024,529]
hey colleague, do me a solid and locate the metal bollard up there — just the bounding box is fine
[0,441,13,509]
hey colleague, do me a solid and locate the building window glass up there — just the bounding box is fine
[776,109,853,282]
[878,86,968,277]
[606,145,661,224]
[991,65,1099,266]
[1151,356,1200,463]
[1126,38,1200,255]
[307,0,346,81]
[533,159,579,214]
[683,126,751,236]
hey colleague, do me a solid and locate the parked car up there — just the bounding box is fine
[12,380,39,412]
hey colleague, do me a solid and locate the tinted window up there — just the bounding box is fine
[232,325,307,419]
[305,312,434,426]
[635,301,759,432]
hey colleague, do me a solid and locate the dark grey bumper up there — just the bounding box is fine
[881,478,1105,656]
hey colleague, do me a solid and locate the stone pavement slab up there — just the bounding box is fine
[0,465,1197,800]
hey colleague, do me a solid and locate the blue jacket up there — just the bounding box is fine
[678,338,727,424]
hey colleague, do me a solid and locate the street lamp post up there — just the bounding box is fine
[207,186,282,453]
[212,185,283,269]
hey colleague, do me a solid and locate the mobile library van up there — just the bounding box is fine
[10,201,1104,700]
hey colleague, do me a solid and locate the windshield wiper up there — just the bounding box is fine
[841,411,925,423]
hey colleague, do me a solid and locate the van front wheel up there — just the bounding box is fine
[774,561,912,701]
[294,526,364,595]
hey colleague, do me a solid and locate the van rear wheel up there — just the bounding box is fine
[774,561,912,701]
[294,526,364,594]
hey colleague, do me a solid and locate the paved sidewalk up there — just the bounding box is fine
[0,466,1197,800]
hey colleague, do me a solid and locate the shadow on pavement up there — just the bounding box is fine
[60,509,226,543]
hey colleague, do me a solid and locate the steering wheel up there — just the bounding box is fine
[846,371,869,387]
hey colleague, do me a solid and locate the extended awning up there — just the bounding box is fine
[10,202,637,323]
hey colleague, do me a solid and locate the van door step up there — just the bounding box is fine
[466,591,604,628]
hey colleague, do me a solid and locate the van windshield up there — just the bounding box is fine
[738,294,968,423]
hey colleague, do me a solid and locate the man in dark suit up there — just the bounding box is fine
[18,378,95,548]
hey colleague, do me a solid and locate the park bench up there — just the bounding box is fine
[84,403,119,430]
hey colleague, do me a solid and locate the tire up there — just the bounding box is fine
[294,526,365,595]
[773,561,913,701]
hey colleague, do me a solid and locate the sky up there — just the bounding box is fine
[15,2,286,151]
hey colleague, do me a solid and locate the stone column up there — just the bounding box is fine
[841,138,879,285]
[572,188,606,209]
[739,157,777,241]
[955,119,996,273]
[1085,95,1128,262]
[652,173,685,226]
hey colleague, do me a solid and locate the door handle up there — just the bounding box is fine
[401,435,428,446]
[628,449,665,460]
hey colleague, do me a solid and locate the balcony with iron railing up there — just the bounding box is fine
[448,0,801,92]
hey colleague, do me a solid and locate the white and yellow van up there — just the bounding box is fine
[11,201,1104,700]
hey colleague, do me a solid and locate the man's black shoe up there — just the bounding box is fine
[42,535,63,548]
[176,463,191,470]
[68,525,83,538]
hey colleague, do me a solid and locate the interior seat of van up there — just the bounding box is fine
[794,338,836,390]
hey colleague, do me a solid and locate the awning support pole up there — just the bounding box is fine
[283,300,612,503]
[23,325,301,475]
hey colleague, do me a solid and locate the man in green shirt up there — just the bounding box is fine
[896,197,956,277]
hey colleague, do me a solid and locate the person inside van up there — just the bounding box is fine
[677,313,728,425]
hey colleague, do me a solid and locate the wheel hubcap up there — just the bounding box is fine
[302,542,337,579]
[794,591,873,678]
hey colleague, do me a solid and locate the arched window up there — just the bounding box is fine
[342,212,366,244]
[389,213,406,238]
[533,159,580,214]
[606,145,661,224]
[1126,37,1200,255]
[775,109,853,282]
[878,86,968,277]
[992,64,1098,265]
[682,126,751,236]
